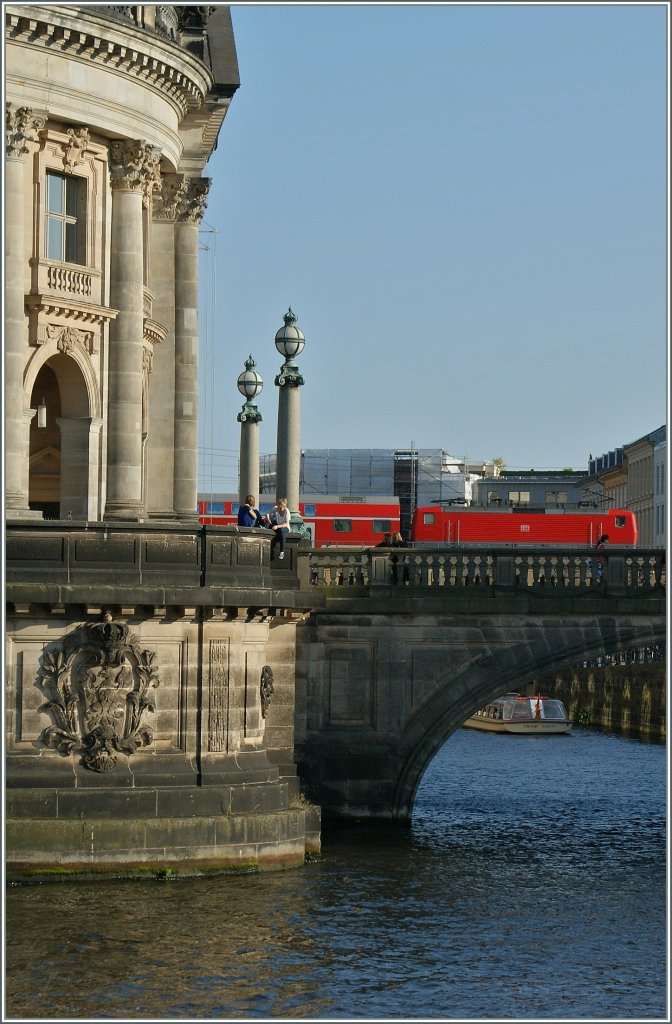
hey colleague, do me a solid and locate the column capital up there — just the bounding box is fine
[109,139,162,202]
[177,177,212,224]
[152,173,188,221]
[5,103,47,158]
[275,365,304,388]
[237,403,263,424]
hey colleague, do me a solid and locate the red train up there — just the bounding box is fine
[410,506,638,546]
[198,495,401,547]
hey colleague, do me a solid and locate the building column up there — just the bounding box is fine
[105,140,160,521]
[146,174,185,519]
[236,355,263,503]
[5,104,46,518]
[275,380,302,512]
[174,178,210,522]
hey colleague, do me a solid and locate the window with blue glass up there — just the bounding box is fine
[46,172,85,264]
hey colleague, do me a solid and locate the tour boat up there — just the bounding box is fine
[464,693,572,734]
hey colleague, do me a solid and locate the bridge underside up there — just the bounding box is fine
[296,608,666,822]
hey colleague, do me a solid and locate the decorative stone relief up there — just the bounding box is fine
[208,639,229,751]
[260,665,275,719]
[177,178,212,225]
[36,612,159,772]
[62,126,91,173]
[5,104,46,158]
[109,139,162,203]
[142,346,154,373]
[35,323,95,354]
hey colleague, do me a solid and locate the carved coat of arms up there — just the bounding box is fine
[37,614,159,772]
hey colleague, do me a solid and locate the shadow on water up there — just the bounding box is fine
[5,728,667,1020]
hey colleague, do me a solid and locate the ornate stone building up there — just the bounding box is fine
[5,6,320,879]
[5,4,239,522]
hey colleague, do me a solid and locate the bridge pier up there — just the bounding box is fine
[5,524,320,880]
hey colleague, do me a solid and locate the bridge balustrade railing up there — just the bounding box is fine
[300,547,666,592]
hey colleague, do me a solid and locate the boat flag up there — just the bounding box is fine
[534,696,541,720]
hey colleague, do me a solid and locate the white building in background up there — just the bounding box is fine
[652,434,666,549]
[259,448,497,536]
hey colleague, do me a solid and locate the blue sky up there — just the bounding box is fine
[198,2,668,493]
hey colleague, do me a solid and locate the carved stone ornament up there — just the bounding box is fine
[153,173,188,221]
[177,178,212,224]
[6,104,47,158]
[142,346,154,373]
[177,6,217,29]
[45,324,88,355]
[109,139,162,202]
[36,612,160,772]
[260,665,275,719]
[63,126,91,173]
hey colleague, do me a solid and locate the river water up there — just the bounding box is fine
[5,728,667,1021]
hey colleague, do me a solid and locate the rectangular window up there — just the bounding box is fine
[614,516,626,527]
[546,490,567,504]
[206,501,226,515]
[372,520,391,533]
[509,491,530,505]
[423,512,435,524]
[303,504,316,516]
[334,519,352,533]
[46,172,85,263]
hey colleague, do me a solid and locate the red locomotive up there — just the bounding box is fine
[410,506,638,546]
[198,494,400,548]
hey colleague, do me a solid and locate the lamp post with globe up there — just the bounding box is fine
[274,307,306,534]
[236,355,263,504]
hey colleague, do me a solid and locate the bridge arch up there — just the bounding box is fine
[392,615,667,821]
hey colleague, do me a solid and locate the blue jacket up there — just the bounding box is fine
[237,504,258,527]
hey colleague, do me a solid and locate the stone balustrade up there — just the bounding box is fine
[298,546,666,592]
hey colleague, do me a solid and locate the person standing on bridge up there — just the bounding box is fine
[389,531,410,585]
[592,533,609,582]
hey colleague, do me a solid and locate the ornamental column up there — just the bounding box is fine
[146,174,186,519]
[274,308,305,532]
[236,356,263,503]
[5,104,46,518]
[105,140,161,520]
[174,178,210,522]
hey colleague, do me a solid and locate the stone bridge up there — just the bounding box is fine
[293,544,666,822]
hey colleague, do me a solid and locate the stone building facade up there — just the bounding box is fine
[5,4,239,522]
[5,6,321,880]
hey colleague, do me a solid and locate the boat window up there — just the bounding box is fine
[511,701,532,720]
[541,700,566,720]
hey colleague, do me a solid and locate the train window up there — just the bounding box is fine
[334,519,352,533]
[231,503,240,514]
[205,502,226,515]
[373,520,391,533]
[303,504,316,516]
[423,512,435,524]
[614,515,626,527]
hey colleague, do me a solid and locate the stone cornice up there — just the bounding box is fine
[25,294,119,327]
[5,5,215,121]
